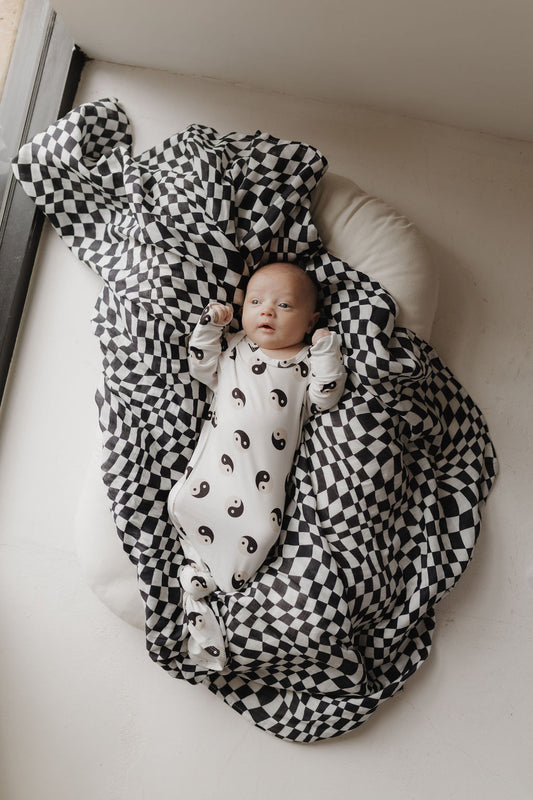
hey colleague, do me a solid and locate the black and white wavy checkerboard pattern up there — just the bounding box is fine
[13,99,497,742]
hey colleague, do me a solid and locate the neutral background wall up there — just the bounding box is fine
[50,0,533,142]
[0,59,531,799]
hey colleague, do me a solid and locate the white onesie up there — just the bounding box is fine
[168,305,347,670]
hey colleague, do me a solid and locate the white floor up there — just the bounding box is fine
[0,60,531,800]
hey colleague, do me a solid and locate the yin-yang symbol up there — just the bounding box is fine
[226,497,245,517]
[190,480,210,498]
[190,346,204,361]
[199,307,211,325]
[187,611,205,629]
[270,508,282,527]
[220,453,234,474]
[271,428,287,450]
[206,409,219,427]
[233,429,250,449]
[197,525,214,544]
[191,575,208,591]
[270,388,287,408]
[255,470,271,493]
[294,362,309,378]
[205,645,221,657]
[232,571,247,590]
[321,380,337,394]
[231,387,246,408]
[239,536,258,554]
[252,359,267,375]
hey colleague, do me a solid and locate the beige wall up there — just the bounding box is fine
[51,0,533,141]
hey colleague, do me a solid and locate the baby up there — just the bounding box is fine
[168,261,347,670]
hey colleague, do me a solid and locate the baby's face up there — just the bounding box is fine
[242,263,319,355]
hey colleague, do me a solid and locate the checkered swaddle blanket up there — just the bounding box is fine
[13,99,497,742]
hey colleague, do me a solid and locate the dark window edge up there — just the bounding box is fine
[0,0,86,403]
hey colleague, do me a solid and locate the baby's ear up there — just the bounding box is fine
[307,311,321,333]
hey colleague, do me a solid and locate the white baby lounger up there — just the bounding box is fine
[14,100,496,742]
[76,169,438,632]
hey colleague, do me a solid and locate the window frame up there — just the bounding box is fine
[0,0,85,401]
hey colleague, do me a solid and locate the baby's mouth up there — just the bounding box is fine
[259,323,274,331]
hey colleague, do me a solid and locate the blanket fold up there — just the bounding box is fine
[13,98,497,742]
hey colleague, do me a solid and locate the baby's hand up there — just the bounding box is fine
[312,328,331,345]
[210,303,233,325]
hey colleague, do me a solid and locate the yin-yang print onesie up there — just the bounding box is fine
[168,304,347,670]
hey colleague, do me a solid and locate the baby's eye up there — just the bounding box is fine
[278,302,290,309]
[251,299,260,305]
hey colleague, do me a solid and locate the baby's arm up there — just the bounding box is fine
[188,302,233,391]
[306,329,347,412]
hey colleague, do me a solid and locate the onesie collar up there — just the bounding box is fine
[239,335,309,367]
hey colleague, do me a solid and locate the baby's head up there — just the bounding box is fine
[242,262,320,356]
